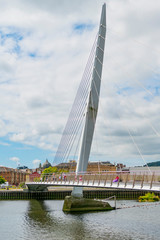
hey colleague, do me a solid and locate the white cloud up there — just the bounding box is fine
[10,157,20,164]
[0,0,160,167]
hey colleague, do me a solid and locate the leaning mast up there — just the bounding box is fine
[72,4,106,197]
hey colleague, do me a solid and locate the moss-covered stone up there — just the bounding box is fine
[63,196,114,212]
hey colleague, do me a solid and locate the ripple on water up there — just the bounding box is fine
[0,200,159,240]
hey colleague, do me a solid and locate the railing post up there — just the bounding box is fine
[124,173,129,187]
[47,176,49,183]
[82,174,85,185]
[110,174,114,186]
[98,174,101,185]
[117,173,121,187]
[64,174,67,183]
[68,174,71,184]
[56,174,58,183]
[61,174,63,183]
[50,174,52,183]
[141,173,145,188]
[150,172,154,189]
[87,174,90,185]
[104,174,108,186]
[93,174,96,186]
[77,174,79,184]
[132,173,136,188]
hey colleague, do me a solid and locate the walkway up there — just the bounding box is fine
[26,171,160,192]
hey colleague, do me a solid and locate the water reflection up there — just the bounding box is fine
[26,200,54,227]
[24,200,160,240]
[1,200,159,240]
[25,200,92,240]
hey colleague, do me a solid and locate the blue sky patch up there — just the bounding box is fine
[155,86,160,95]
[0,137,53,168]
[117,86,133,95]
[0,30,23,43]
[0,29,23,55]
[29,52,36,58]
[73,23,95,33]
[5,32,23,41]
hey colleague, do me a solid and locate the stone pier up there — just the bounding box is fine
[63,195,114,212]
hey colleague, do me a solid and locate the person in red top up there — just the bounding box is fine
[113,176,119,182]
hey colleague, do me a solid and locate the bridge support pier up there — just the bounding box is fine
[63,195,114,212]
[71,186,83,197]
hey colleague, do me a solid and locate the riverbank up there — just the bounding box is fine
[0,187,160,200]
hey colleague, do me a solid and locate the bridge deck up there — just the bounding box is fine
[26,172,160,192]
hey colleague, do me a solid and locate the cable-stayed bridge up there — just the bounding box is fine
[26,4,160,194]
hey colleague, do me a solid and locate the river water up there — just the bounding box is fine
[0,199,159,240]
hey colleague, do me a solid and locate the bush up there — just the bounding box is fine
[139,192,159,202]
[19,182,26,188]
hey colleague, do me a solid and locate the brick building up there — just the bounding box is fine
[56,161,116,173]
[87,161,116,172]
[29,172,41,181]
[0,166,27,185]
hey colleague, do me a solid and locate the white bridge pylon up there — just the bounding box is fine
[72,3,106,197]
[26,171,160,192]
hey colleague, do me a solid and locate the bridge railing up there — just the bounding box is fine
[29,171,160,190]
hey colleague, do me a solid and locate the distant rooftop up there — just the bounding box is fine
[17,166,28,170]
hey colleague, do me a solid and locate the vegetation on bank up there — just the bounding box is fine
[0,176,6,184]
[139,192,159,202]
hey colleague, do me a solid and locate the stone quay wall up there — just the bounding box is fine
[0,189,160,200]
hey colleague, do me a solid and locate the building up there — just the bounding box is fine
[17,166,28,170]
[87,161,116,172]
[42,159,52,169]
[0,166,28,185]
[56,161,116,173]
[29,172,41,182]
[116,163,126,171]
[56,160,77,172]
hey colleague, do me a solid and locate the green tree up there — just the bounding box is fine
[0,176,6,184]
[42,166,58,175]
[41,166,58,180]
[41,166,69,180]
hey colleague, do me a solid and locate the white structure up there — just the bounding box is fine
[27,171,160,192]
[72,4,106,197]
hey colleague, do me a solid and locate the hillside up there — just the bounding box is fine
[144,161,160,167]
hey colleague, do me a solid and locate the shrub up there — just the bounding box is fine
[139,192,159,202]
[19,182,26,188]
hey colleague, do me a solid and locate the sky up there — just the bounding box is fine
[0,0,160,169]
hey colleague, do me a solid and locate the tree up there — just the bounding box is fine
[42,166,58,175]
[41,166,58,180]
[0,176,6,184]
